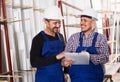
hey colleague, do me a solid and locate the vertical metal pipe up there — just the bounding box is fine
[0,24,2,73]
[1,0,13,81]
[58,0,67,43]
[90,0,93,8]
[0,0,2,73]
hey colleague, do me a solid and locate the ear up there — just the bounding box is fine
[44,20,50,28]
[44,20,48,24]
[92,20,96,26]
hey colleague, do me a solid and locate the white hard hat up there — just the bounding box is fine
[43,5,63,20]
[80,8,98,21]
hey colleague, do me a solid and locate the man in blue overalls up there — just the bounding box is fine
[62,8,110,82]
[30,6,65,82]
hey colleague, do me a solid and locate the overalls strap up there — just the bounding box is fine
[79,32,84,46]
[40,31,49,41]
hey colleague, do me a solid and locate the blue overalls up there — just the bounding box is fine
[35,31,65,82]
[68,32,104,82]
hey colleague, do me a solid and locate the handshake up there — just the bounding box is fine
[62,51,90,67]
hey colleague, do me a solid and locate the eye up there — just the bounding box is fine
[53,22,61,25]
[81,19,87,22]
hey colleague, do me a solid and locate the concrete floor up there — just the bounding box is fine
[103,73,120,82]
[67,73,120,82]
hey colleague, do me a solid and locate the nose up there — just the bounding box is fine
[56,23,61,27]
[80,21,84,26]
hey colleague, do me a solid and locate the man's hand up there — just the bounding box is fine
[56,51,65,60]
[62,59,73,67]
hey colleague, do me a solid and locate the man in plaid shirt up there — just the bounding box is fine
[62,8,110,82]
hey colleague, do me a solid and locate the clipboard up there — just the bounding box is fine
[65,52,90,65]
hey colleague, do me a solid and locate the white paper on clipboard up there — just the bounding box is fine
[65,52,90,65]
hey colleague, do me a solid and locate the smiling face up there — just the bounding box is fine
[80,17,96,35]
[45,19,61,35]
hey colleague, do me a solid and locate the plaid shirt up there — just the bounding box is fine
[65,32,109,65]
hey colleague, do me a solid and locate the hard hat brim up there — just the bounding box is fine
[78,15,98,21]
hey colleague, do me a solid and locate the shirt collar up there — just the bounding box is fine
[82,32,95,38]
